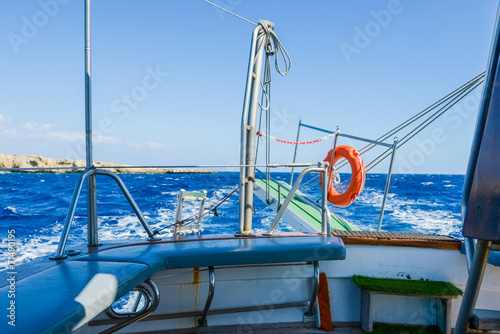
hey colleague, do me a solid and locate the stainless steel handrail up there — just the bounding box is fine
[265,162,331,236]
[50,168,158,260]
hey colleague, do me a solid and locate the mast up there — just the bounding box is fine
[85,0,98,246]
[239,22,272,235]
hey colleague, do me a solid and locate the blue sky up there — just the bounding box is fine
[0,0,498,174]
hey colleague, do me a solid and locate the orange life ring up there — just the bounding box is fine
[319,145,366,207]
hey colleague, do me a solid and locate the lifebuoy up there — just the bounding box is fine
[319,145,366,207]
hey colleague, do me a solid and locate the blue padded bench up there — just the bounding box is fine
[0,235,345,334]
[0,261,149,334]
[487,250,500,267]
[460,242,500,267]
[75,236,346,274]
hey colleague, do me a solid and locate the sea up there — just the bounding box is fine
[0,172,464,270]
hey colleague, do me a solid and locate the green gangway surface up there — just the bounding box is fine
[255,177,356,232]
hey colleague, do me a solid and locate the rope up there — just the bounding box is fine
[257,130,335,145]
[152,184,241,236]
[257,20,292,77]
[253,20,291,203]
[201,0,257,26]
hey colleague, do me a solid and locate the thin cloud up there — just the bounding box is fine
[0,119,121,144]
[146,142,167,150]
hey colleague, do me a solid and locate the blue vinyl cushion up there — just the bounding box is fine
[76,236,346,274]
[460,242,500,267]
[0,261,149,334]
[0,235,345,334]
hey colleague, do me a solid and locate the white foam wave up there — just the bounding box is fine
[3,206,17,214]
[389,208,461,237]
[0,234,60,271]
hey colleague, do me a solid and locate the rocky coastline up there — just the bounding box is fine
[0,154,215,174]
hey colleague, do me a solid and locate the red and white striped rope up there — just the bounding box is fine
[256,131,335,145]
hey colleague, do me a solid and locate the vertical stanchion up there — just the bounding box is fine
[239,26,260,235]
[376,137,398,231]
[84,0,98,246]
[290,119,302,185]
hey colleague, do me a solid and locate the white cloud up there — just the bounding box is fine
[0,119,122,145]
[146,142,166,150]
[93,134,121,144]
[21,122,54,132]
[0,114,12,124]
[2,128,17,137]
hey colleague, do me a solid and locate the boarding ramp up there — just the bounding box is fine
[254,176,355,233]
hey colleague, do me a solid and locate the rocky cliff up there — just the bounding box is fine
[0,154,215,174]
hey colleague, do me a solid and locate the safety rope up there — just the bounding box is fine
[257,130,335,145]
[152,184,241,236]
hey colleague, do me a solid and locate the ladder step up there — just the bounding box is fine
[471,309,500,330]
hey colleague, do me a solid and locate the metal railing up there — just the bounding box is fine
[265,162,332,236]
[290,122,398,231]
[49,167,159,260]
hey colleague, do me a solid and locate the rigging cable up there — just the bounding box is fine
[331,74,485,193]
[337,72,486,171]
[201,0,257,26]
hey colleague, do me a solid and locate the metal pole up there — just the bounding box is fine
[242,23,269,235]
[290,119,302,185]
[462,4,500,220]
[50,168,95,260]
[461,3,500,273]
[464,237,476,272]
[85,0,98,246]
[321,162,331,236]
[239,26,261,235]
[376,137,398,231]
[326,130,340,197]
[454,240,492,333]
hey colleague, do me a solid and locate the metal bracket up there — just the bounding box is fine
[197,266,215,327]
[304,261,319,319]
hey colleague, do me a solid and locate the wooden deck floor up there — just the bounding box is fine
[137,322,362,333]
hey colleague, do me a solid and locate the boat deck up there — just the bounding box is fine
[129,322,362,333]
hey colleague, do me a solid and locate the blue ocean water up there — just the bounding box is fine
[0,172,464,270]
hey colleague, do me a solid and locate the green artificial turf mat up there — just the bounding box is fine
[353,275,463,297]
